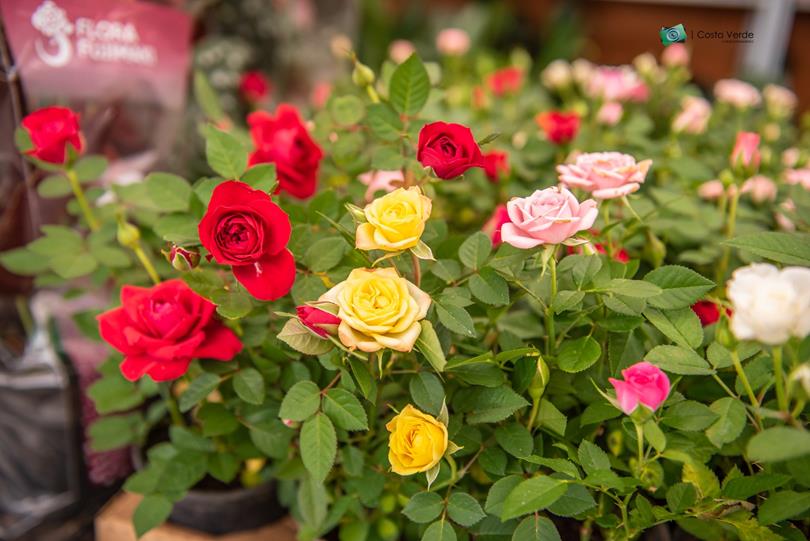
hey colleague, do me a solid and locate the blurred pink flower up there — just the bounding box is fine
[541,59,572,89]
[609,361,670,415]
[714,79,761,108]
[557,152,652,199]
[483,204,510,246]
[730,132,761,172]
[436,28,470,56]
[501,186,598,248]
[587,66,648,102]
[785,168,810,190]
[741,175,777,203]
[597,102,623,126]
[358,170,404,201]
[672,96,711,134]
[697,180,725,200]
[661,43,689,67]
[311,82,332,109]
[782,147,800,168]
[776,199,797,231]
[763,84,797,117]
[389,40,416,64]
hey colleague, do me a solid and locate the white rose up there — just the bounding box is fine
[727,263,810,345]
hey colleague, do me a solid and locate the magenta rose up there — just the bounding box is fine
[609,361,670,415]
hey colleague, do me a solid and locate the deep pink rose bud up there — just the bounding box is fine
[483,205,510,246]
[296,305,341,338]
[167,245,201,271]
[730,132,761,175]
[609,361,670,415]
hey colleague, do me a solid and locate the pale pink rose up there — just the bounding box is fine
[785,168,810,190]
[776,199,797,231]
[661,43,689,67]
[482,204,510,246]
[358,170,404,201]
[632,53,658,77]
[672,96,711,134]
[587,66,648,102]
[730,132,761,171]
[597,102,623,126]
[782,147,800,168]
[572,59,595,88]
[698,180,725,200]
[541,59,572,89]
[436,28,470,56]
[714,79,761,108]
[763,84,797,117]
[501,186,598,249]
[741,175,777,203]
[609,361,670,415]
[557,152,652,199]
[389,40,416,64]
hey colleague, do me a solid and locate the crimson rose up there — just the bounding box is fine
[482,150,509,183]
[239,71,271,103]
[536,111,580,145]
[21,106,84,164]
[416,121,485,179]
[248,104,323,199]
[97,280,242,382]
[199,181,296,301]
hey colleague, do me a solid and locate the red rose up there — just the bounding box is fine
[21,106,84,164]
[416,121,485,180]
[691,300,728,327]
[486,67,523,97]
[239,71,271,103]
[482,150,509,183]
[296,305,341,338]
[483,205,510,246]
[535,111,580,145]
[248,104,323,199]
[97,280,242,382]
[198,181,296,300]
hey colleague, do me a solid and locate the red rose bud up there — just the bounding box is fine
[482,150,509,183]
[486,67,523,97]
[730,131,761,175]
[168,245,201,271]
[248,104,323,199]
[535,111,580,145]
[21,106,84,164]
[296,305,341,338]
[482,205,510,246]
[691,300,731,327]
[239,71,271,103]
[416,121,486,179]
[198,181,296,301]
[97,280,242,381]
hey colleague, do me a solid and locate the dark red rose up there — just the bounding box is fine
[97,280,242,382]
[21,106,84,164]
[248,104,323,199]
[416,121,485,180]
[297,305,341,338]
[239,71,271,103]
[692,301,728,327]
[486,67,523,97]
[199,181,296,301]
[535,111,580,145]
[482,150,509,183]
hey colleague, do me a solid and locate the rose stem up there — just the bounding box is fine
[411,251,421,287]
[158,382,185,427]
[545,251,557,356]
[716,183,741,284]
[731,348,762,429]
[772,345,787,413]
[66,168,100,231]
[133,244,161,285]
[634,422,644,467]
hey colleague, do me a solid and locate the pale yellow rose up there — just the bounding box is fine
[355,187,432,252]
[320,267,430,352]
[386,404,448,475]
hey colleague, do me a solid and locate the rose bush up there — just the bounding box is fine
[3,36,810,541]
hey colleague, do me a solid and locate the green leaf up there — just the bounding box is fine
[367,103,403,141]
[15,126,33,152]
[447,492,486,527]
[494,423,533,459]
[578,440,611,475]
[0,248,50,275]
[722,473,791,500]
[144,172,192,212]
[204,125,248,179]
[758,491,810,525]
[198,403,239,436]
[133,494,172,538]
[666,483,697,513]
[501,476,567,520]
[250,420,294,459]
[512,515,561,541]
[304,236,348,272]
[725,232,810,265]
[233,368,265,405]
[297,475,328,528]
[662,400,719,431]
[557,336,601,373]
[170,426,215,452]
[606,279,662,298]
[348,357,376,401]
[208,453,240,483]
[455,385,529,424]
[403,492,444,524]
[421,519,456,541]
[74,156,108,182]
[389,54,430,115]
[50,252,98,279]
[485,475,523,516]
[277,318,334,356]
[29,226,83,256]
[37,175,72,198]
[644,307,703,350]
[469,267,509,306]
[179,372,220,412]
[644,265,715,309]
[646,345,714,375]
[330,95,366,125]
[88,244,130,268]
[88,376,143,414]
[415,320,447,372]
[536,399,567,436]
[88,414,140,451]
[153,213,199,244]
[547,484,595,517]
[705,397,746,448]
[643,420,667,452]
[409,372,444,415]
[279,380,321,422]
[435,303,476,337]
[323,388,368,431]
[458,232,491,270]
[300,413,337,483]
[559,254,602,288]
[241,163,277,192]
[194,70,225,121]
[747,427,810,463]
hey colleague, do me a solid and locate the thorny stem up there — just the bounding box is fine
[66,168,100,231]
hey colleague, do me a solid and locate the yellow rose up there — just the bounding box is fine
[355,187,432,252]
[386,404,448,475]
[320,267,431,352]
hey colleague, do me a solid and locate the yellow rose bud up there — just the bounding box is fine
[355,187,432,252]
[386,404,448,475]
[320,267,431,352]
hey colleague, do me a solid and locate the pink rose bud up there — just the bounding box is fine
[296,305,341,338]
[282,419,300,429]
[587,65,647,103]
[436,28,470,56]
[672,96,711,135]
[389,40,416,64]
[775,199,797,231]
[501,187,598,249]
[557,151,652,199]
[167,245,201,271]
[741,175,777,204]
[785,168,810,190]
[482,205,510,246]
[714,79,761,109]
[697,180,725,200]
[661,43,689,67]
[730,132,761,174]
[609,361,670,415]
[597,102,623,126]
[358,170,404,202]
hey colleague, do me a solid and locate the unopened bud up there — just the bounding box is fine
[630,458,664,492]
[376,518,399,541]
[117,220,140,249]
[282,418,300,429]
[788,364,810,402]
[352,61,375,88]
[607,429,623,456]
[528,356,550,401]
[643,230,666,268]
[379,494,397,514]
[166,245,200,271]
[715,317,737,349]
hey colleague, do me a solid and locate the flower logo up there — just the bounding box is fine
[31,1,73,68]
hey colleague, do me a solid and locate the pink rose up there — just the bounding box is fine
[776,199,797,231]
[697,180,725,200]
[389,40,416,64]
[482,205,510,246]
[501,187,598,249]
[714,79,761,108]
[785,168,810,190]
[730,132,761,173]
[741,175,777,203]
[557,152,652,199]
[672,96,711,134]
[609,361,670,415]
[436,28,470,56]
[587,66,648,102]
[661,43,689,67]
[597,102,623,126]
[358,170,404,201]
[782,148,800,168]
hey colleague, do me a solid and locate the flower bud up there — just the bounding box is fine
[376,518,399,541]
[788,364,810,402]
[116,219,141,249]
[166,245,200,271]
[528,356,550,401]
[607,429,623,456]
[630,458,664,492]
[714,316,737,349]
[643,230,666,268]
[352,61,376,88]
[730,131,761,177]
[282,418,300,429]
